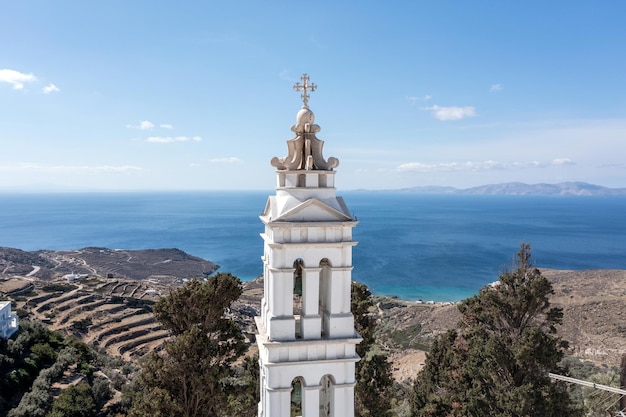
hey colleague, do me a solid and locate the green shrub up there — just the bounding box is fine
[48,382,96,417]
[41,283,76,293]
[71,318,93,334]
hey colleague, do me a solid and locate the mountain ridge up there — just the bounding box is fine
[398,181,626,196]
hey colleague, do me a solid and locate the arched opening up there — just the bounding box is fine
[319,374,335,417]
[291,377,304,417]
[293,258,304,338]
[319,258,332,338]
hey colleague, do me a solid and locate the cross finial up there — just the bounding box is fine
[293,73,317,107]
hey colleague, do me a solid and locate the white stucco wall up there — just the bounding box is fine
[0,301,18,339]
[257,129,361,416]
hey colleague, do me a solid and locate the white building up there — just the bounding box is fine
[256,74,361,417]
[0,301,19,339]
[63,272,88,282]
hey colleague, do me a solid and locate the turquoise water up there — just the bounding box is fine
[1,191,625,301]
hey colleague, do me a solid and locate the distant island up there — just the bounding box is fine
[393,181,626,196]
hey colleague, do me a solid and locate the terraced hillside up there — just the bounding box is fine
[14,277,167,361]
[0,247,228,360]
[3,246,625,379]
[2,275,260,362]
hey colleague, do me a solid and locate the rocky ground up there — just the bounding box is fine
[543,269,626,366]
[0,247,218,281]
[2,247,625,383]
[371,268,626,381]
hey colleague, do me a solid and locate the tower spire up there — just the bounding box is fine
[293,73,317,107]
[272,74,338,171]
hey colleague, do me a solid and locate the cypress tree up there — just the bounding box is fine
[411,243,582,417]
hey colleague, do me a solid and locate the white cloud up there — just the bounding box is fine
[396,159,564,173]
[140,121,154,130]
[424,105,476,121]
[490,84,503,93]
[208,157,242,164]
[42,84,60,94]
[127,120,155,130]
[406,95,432,105]
[551,158,575,165]
[0,163,142,173]
[0,69,37,90]
[128,121,176,130]
[146,136,202,143]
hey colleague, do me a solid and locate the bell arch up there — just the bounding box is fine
[293,258,304,308]
[295,257,323,340]
[292,258,304,338]
[319,374,336,417]
[291,377,304,417]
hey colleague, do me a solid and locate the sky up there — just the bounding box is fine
[1,1,625,192]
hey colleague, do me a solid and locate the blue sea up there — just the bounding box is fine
[1,191,625,302]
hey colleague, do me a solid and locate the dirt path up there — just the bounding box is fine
[390,349,426,382]
[26,265,40,277]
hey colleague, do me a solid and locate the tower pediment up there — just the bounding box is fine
[263,196,352,222]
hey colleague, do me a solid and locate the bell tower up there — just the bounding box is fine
[256,74,361,417]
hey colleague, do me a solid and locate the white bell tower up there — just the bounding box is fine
[256,74,361,417]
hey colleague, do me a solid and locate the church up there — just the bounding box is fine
[255,74,362,417]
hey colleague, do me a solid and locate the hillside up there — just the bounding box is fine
[0,247,218,281]
[2,248,625,382]
[373,268,626,381]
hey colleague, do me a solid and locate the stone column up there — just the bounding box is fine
[301,267,322,339]
[266,387,291,417]
[301,384,321,417]
[330,382,356,417]
[266,267,296,341]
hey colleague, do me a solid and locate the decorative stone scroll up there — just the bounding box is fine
[271,74,339,171]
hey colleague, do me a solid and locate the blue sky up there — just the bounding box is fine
[1,1,625,191]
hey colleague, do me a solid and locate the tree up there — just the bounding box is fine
[352,282,377,359]
[225,354,260,417]
[47,382,96,417]
[128,273,247,417]
[351,282,394,417]
[8,346,78,417]
[91,375,112,409]
[411,243,582,417]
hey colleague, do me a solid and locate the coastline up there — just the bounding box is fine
[3,250,626,368]
[3,246,626,304]
[2,193,626,303]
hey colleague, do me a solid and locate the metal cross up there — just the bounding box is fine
[293,73,317,107]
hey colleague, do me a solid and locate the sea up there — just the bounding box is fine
[1,191,625,302]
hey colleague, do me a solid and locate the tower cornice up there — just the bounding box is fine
[260,220,359,227]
